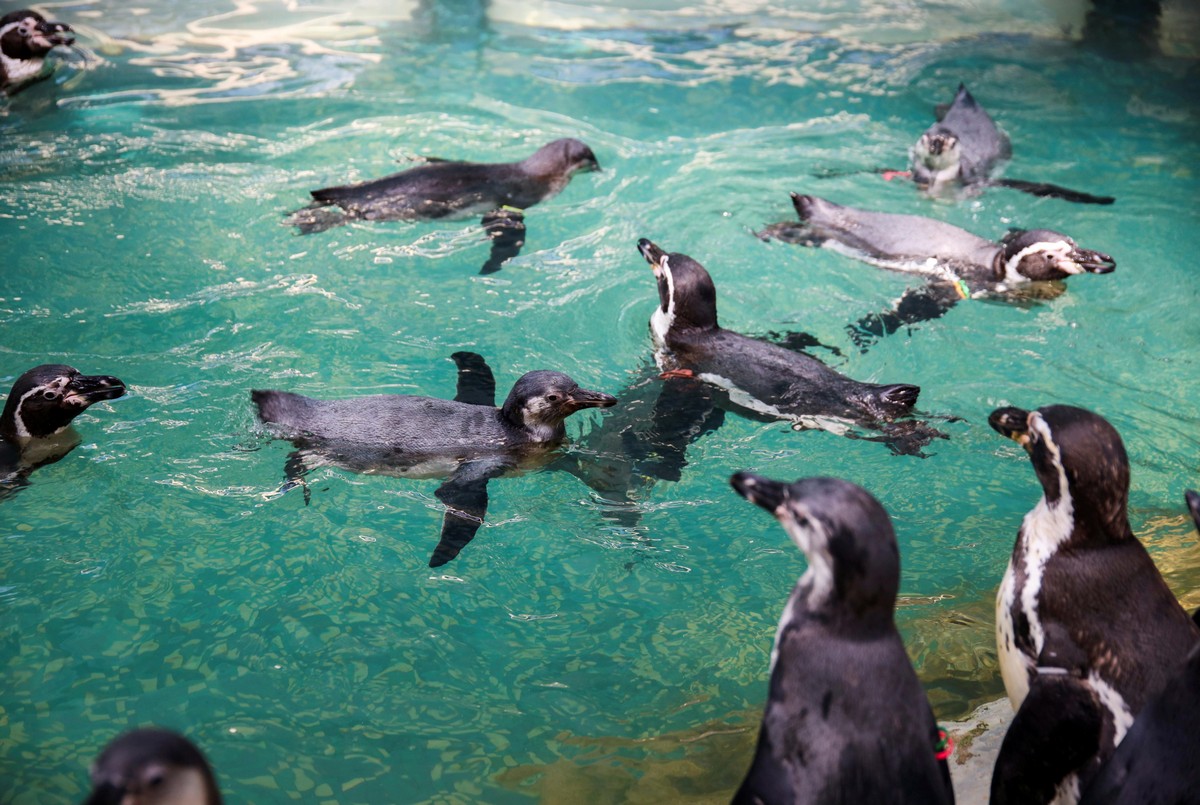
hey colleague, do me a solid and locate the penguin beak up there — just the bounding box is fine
[637,238,670,278]
[35,19,75,48]
[82,781,124,805]
[730,471,788,515]
[563,387,616,412]
[65,374,127,407]
[988,406,1032,449]
[1067,247,1115,275]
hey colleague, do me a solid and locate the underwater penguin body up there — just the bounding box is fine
[0,10,74,94]
[84,728,222,805]
[286,138,600,273]
[729,473,955,805]
[637,238,942,456]
[760,193,1115,350]
[252,354,615,566]
[0,364,125,495]
[988,405,1199,805]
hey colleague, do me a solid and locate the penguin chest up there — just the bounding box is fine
[995,558,1033,707]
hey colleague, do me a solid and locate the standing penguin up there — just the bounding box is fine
[83,728,222,805]
[988,405,1199,804]
[0,10,75,94]
[729,472,955,805]
[636,238,944,456]
[1,364,126,495]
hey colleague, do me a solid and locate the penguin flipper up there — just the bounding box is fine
[450,352,496,407]
[283,450,312,505]
[991,178,1115,205]
[480,208,526,274]
[847,282,960,353]
[429,460,508,567]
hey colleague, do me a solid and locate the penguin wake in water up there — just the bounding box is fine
[285,138,601,273]
[759,193,1115,351]
[84,727,222,805]
[1,364,126,498]
[907,84,1114,204]
[0,9,75,95]
[729,473,955,805]
[987,405,1199,805]
[252,353,616,566]
[637,238,945,456]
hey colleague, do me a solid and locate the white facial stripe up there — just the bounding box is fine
[1004,240,1079,282]
[10,377,73,439]
[649,254,675,349]
[779,502,834,609]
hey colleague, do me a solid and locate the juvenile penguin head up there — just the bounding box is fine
[998,229,1115,282]
[989,404,1131,540]
[2,364,126,442]
[0,10,74,62]
[730,472,900,614]
[637,238,719,340]
[913,130,961,171]
[523,138,600,177]
[499,370,615,442]
[84,728,222,805]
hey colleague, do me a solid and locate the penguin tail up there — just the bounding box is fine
[283,203,348,235]
[251,389,308,426]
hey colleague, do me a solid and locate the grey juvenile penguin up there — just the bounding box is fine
[0,9,74,94]
[988,405,1199,804]
[729,473,955,805]
[83,727,222,805]
[285,138,601,273]
[252,354,616,566]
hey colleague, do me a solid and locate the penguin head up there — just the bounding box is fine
[500,370,615,442]
[989,404,1131,540]
[84,728,222,805]
[637,239,719,342]
[1186,490,1200,535]
[1,364,125,442]
[998,229,1115,282]
[913,129,961,173]
[523,138,600,177]
[730,472,900,614]
[0,10,74,62]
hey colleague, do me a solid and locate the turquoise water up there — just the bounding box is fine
[2,1,1199,802]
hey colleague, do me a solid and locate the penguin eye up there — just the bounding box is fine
[42,390,61,400]
[147,772,165,788]
[546,394,560,403]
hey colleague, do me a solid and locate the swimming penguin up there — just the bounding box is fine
[285,138,601,273]
[760,193,1115,350]
[637,238,944,456]
[988,404,1200,804]
[728,472,955,805]
[1,364,126,495]
[252,353,616,566]
[0,10,74,95]
[84,727,222,805]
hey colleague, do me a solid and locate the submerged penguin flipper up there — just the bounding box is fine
[991,178,1115,205]
[847,282,962,353]
[429,460,508,567]
[480,208,526,274]
[450,352,496,407]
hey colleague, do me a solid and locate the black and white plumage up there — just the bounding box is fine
[0,363,126,493]
[988,404,1199,805]
[252,354,616,566]
[637,238,943,456]
[910,84,1113,204]
[83,728,222,805]
[0,10,74,94]
[285,138,600,273]
[760,193,1115,350]
[729,473,955,805]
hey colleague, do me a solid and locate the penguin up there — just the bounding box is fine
[1,364,126,494]
[636,238,945,456]
[252,353,616,566]
[285,138,601,273]
[910,84,1114,204]
[83,727,222,805]
[988,404,1200,804]
[760,193,1115,350]
[0,10,74,95]
[728,472,955,805]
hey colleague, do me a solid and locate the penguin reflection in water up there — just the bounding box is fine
[760,193,1115,351]
[1,364,126,498]
[285,138,601,273]
[252,353,615,567]
[83,728,221,805]
[729,473,955,805]
[987,405,1199,804]
[637,238,946,456]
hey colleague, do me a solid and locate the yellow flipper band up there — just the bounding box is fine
[953,279,970,299]
[500,205,524,214]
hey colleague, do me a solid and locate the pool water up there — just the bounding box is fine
[2,1,1199,802]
